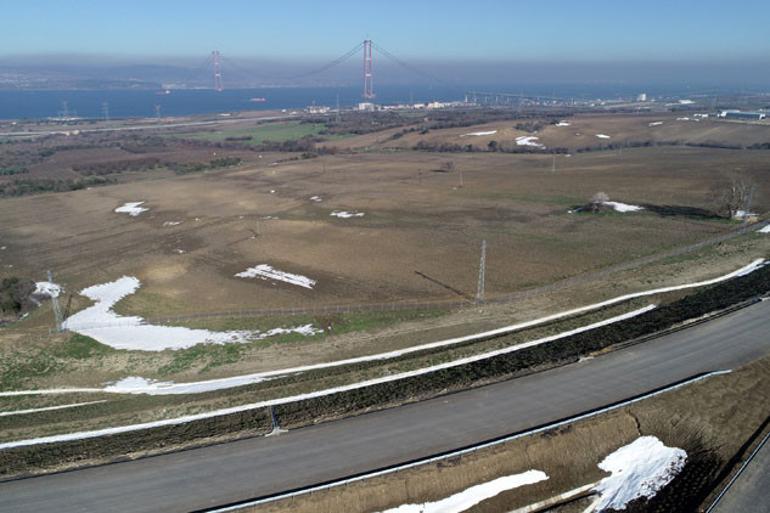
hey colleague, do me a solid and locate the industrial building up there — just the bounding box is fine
[719,110,767,121]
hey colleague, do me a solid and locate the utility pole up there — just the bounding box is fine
[101,101,110,122]
[48,270,64,332]
[476,240,486,304]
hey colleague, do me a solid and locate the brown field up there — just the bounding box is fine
[324,112,770,151]
[0,111,769,391]
[2,146,767,315]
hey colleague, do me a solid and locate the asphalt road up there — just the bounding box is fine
[2,300,769,513]
[711,431,770,513]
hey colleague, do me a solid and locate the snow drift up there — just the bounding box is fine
[376,470,547,513]
[590,436,686,511]
[62,277,320,351]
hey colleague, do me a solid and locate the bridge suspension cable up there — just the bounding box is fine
[287,41,365,80]
[371,41,459,91]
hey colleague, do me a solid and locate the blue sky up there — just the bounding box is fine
[3,0,770,62]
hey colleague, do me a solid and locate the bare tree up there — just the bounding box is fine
[716,171,757,219]
[590,192,610,212]
[591,192,610,203]
[440,160,455,172]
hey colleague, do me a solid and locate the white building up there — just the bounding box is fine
[306,105,331,114]
[357,102,376,112]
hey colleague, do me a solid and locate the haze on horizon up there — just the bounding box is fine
[2,0,770,88]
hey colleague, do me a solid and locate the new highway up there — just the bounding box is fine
[710,429,770,513]
[1,300,769,513]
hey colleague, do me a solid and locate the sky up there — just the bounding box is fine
[3,0,770,62]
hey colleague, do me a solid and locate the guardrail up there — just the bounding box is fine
[704,418,770,513]
[197,371,731,513]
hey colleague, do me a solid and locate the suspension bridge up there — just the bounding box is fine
[201,39,457,100]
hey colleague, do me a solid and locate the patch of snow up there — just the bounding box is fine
[162,221,182,227]
[0,246,6,250]
[678,99,695,105]
[103,376,174,393]
[61,276,320,351]
[590,436,686,512]
[34,281,62,298]
[758,225,770,234]
[0,400,107,418]
[113,305,655,395]
[269,189,276,194]
[331,210,365,218]
[676,117,691,121]
[102,369,275,395]
[376,470,548,513]
[555,121,571,127]
[603,201,644,213]
[733,210,758,220]
[114,201,148,217]
[515,136,545,148]
[461,130,498,137]
[648,121,664,127]
[174,248,186,254]
[235,264,316,289]
[596,134,611,139]
[309,195,323,202]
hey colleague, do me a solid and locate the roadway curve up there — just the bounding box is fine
[2,300,769,513]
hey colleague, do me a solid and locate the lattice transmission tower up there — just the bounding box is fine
[476,240,487,303]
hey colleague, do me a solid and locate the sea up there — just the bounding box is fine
[0,84,723,121]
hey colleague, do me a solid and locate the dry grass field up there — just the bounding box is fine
[0,111,768,391]
[2,146,767,315]
[325,112,770,152]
